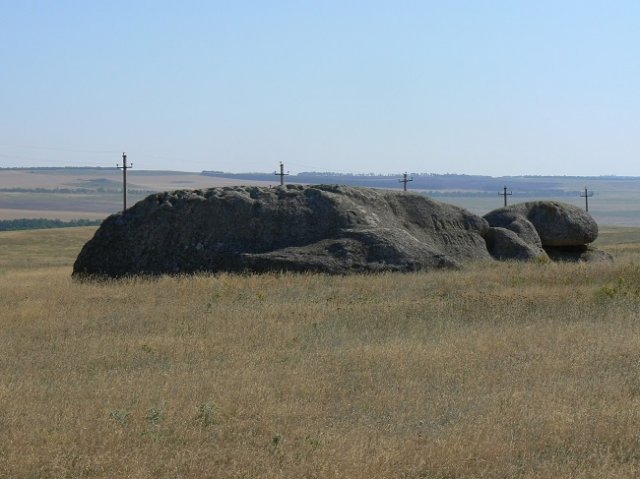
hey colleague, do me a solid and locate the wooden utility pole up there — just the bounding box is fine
[117,152,133,212]
[398,172,413,192]
[580,186,594,212]
[500,186,512,207]
[274,161,289,186]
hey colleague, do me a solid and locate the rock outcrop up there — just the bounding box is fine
[484,201,610,262]
[484,227,546,261]
[73,189,613,277]
[73,185,491,277]
[485,201,598,246]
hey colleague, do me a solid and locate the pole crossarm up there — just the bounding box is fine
[499,186,513,207]
[579,186,594,212]
[398,172,413,192]
[274,162,289,186]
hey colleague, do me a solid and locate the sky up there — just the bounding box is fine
[1,1,638,176]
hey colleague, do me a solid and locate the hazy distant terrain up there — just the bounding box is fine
[204,171,640,227]
[1,167,639,226]
[0,168,273,221]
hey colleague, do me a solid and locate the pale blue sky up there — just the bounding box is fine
[1,1,638,175]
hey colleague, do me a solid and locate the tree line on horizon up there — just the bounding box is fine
[0,218,102,232]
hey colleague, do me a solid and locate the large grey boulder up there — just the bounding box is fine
[484,201,598,247]
[73,185,491,277]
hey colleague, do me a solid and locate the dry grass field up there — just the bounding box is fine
[1,227,640,478]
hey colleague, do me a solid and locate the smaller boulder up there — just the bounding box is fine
[485,227,548,261]
[485,201,598,247]
[483,213,543,248]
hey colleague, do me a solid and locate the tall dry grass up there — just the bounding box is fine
[0,227,639,478]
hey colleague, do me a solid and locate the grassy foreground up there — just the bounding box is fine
[1,227,640,478]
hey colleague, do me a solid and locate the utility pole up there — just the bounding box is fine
[499,186,512,207]
[580,186,594,212]
[398,172,413,192]
[117,152,133,212]
[274,161,289,186]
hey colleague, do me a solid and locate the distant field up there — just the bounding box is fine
[415,176,640,227]
[0,168,272,191]
[1,168,639,227]
[0,169,273,221]
[1,227,640,477]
